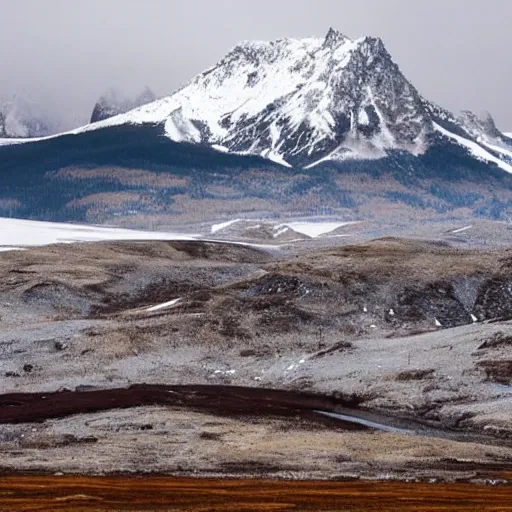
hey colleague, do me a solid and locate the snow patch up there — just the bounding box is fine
[434,123,512,174]
[164,108,201,143]
[0,246,26,252]
[211,144,229,153]
[264,151,293,168]
[287,221,355,238]
[451,225,473,234]
[358,109,370,126]
[273,226,290,238]
[0,217,196,247]
[210,219,243,234]
[146,298,181,312]
[214,369,236,376]
[481,140,512,161]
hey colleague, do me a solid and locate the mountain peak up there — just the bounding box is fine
[458,109,502,141]
[323,27,350,47]
[75,29,512,173]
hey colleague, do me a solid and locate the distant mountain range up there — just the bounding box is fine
[1,28,512,225]
[0,96,61,138]
[90,87,157,124]
[0,87,158,138]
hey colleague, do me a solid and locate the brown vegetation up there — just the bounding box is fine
[478,360,512,384]
[53,167,189,188]
[2,476,512,511]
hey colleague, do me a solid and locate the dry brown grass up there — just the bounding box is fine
[67,192,150,208]
[54,167,189,188]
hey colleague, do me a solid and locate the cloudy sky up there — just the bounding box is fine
[1,0,511,130]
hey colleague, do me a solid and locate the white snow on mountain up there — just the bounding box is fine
[2,29,512,175]
[433,123,512,174]
[65,29,433,166]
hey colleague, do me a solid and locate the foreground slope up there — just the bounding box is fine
[1,237,512,482]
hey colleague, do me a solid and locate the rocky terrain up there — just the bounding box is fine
[1,233,512,484]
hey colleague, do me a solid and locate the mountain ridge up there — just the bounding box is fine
[53,28,512,174]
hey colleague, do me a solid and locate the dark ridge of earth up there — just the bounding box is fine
[0,384,360,425]
[2,384,511,450]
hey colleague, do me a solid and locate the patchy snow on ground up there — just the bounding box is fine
[0,217,197,247]
[146,298,181,312]
[287,221,356,238]
[210,219,356,238]
[210,219,243,234]
[273,226,290,238]
[0,246,26,252]
[452,225,473,234]
[434,123,512,174]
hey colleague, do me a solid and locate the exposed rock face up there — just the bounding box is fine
[90,87,157,123]
[0,112,6,137]
[458,110,503,141]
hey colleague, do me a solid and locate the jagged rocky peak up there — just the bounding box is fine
[323,27,351,47]
[90,87,157,123]
[458,110,503,141]
[217,29,430,165]
[85,29,512,172]
[159,28,431,166]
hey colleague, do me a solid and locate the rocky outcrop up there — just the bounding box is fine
[90,87,157,123]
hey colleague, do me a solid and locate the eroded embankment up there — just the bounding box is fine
[2,475,512,511]
[0,385,353,425]
[1,384,511,449]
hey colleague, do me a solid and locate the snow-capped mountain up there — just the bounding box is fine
[90,87,157,124]
[78,28,512,172]
[0,96,58,138]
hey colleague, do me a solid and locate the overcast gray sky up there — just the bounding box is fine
[1,0,511,130]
